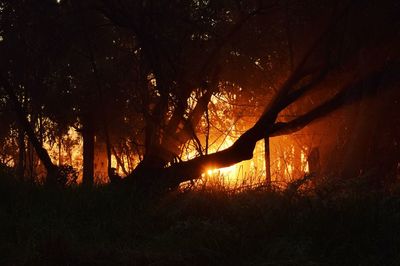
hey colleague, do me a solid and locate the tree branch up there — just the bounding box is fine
[270,62,399,137]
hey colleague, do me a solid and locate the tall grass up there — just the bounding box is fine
[1,171,400,265]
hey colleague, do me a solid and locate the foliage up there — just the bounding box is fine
[57,164,79,186]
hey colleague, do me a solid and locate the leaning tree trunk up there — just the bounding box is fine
[153,63,395,190]
[1,78,59,183]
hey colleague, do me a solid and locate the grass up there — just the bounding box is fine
[1,172,400,265]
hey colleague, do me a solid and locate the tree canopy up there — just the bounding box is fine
[0,0,399,189]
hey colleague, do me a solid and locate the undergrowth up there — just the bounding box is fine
[1,172,400,265]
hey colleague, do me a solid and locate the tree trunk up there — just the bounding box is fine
[17,127,25,181]
[82,116,94,186]
[264,137,271,186]
[293,145,302,178]
[58,135,62,166]
[308,147,320,177]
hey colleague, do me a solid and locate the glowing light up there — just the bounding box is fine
[182,91,314,189]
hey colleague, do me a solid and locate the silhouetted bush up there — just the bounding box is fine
[57,164,79,186]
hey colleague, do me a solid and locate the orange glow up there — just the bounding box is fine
[179,92,316,189]
[33,92,315,188]
[184,137,314,190]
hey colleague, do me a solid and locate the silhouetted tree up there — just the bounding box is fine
[1,0,399,190]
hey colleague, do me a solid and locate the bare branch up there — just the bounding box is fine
[270,62,399,137]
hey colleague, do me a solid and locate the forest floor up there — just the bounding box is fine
[1,173,400,266]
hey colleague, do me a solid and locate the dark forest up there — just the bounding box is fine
[1,0,400,265]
